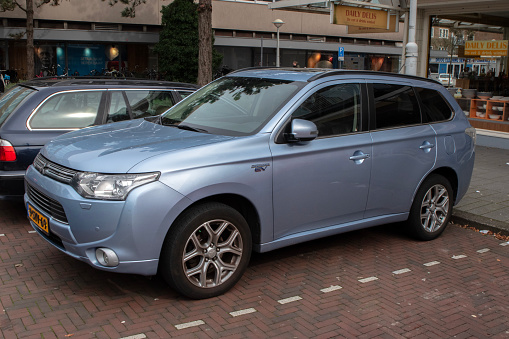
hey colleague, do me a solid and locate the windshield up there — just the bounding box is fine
[160,76,304,136]
[0,86,36,127]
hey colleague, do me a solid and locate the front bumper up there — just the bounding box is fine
[24,165,190,276]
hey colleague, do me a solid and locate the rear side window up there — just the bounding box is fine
[292,83,361,137]
[415,87,453,122]
[0,86,35,127]
[30,91,102,129]
[373,84,420,129]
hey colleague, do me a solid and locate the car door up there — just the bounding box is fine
[365,82,437,218]
[270,82,372,239]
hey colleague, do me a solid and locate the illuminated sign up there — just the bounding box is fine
[332,4,388,29]
[347,14,398,34]
[464,40,508,56]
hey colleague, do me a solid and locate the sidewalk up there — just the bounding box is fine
[452,143,509,235]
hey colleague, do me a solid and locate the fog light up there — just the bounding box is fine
[96,248,119,267]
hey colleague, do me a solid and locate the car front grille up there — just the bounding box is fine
[26,182,68,224]
[33,153,78,185]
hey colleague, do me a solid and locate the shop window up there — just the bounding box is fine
[6,19,26,28]
[292,34,307,41]
[236,31,253,38]
[38,20,64,29]
[67,22,92,30]
[122,24,144,32]
[215,30,234,37]
[30,91,102,129]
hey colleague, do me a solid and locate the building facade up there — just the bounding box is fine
[0,0,405,80]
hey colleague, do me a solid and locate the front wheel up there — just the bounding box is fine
[160,202,252,299]
[408,174,453,241]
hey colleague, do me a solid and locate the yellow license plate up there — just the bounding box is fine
[27,203,49,234]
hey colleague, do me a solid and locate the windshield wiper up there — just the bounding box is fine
[165,123,209,134]
[144,115,162,124]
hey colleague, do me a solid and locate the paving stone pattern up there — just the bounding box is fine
[455,146,509,223]
[1,200,509,338]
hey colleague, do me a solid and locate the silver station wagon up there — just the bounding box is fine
[24,68,476,299]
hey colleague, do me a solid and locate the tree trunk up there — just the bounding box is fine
[197,0,212,86]
[26,0,34,79]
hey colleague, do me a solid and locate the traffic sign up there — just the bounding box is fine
[338,46,345,61]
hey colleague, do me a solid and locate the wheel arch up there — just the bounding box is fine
[423,167,459,203]
[161,193,262,254]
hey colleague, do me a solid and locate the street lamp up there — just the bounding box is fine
[273,19,285,67]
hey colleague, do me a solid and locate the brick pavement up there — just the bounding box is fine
[1,200,509,338]
[455,145,509,228]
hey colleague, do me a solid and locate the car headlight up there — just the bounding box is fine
[71,172,160,200]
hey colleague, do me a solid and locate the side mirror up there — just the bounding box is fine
[286,119,318,142]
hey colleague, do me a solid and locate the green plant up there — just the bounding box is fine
[155,0,221,84]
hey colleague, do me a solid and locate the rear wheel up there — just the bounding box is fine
[408,174,453,241]
[160,202,252,299]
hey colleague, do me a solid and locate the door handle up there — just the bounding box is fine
[349,151,370,164]
[419,141,435,153]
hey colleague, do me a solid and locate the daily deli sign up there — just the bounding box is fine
[332,4,388,29]
[464,40,508,57]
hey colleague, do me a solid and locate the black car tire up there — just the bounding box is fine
[160,202,252,299]
[408,174,453,241]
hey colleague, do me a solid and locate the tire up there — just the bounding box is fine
[408,174,453,241]
[160,202,252,299]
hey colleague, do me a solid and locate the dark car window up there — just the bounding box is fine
[125,90,175,119]
[292,83,361,137]
[0,86,36,127]
[373,84,420,129]
[30,91,102,129]
[415,87,453,122]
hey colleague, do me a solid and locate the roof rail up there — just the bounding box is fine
[306,69,439,84]
[22,76,198,89]
[226,67,440,85]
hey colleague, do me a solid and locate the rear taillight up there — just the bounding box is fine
[0,139,16,161]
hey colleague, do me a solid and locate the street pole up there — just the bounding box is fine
[405,0,418,76]
[261,36,263,66]
[273,19,285,67]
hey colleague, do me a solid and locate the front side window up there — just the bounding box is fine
[30,91,102,129]
[161,77,304,136]
[373,84,420,129]
[292,83,361,137]
[415,87,453,122]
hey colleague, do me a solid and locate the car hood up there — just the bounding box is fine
[41,119,235,173]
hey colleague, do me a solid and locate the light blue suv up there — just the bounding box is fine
[24,68,475,299]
